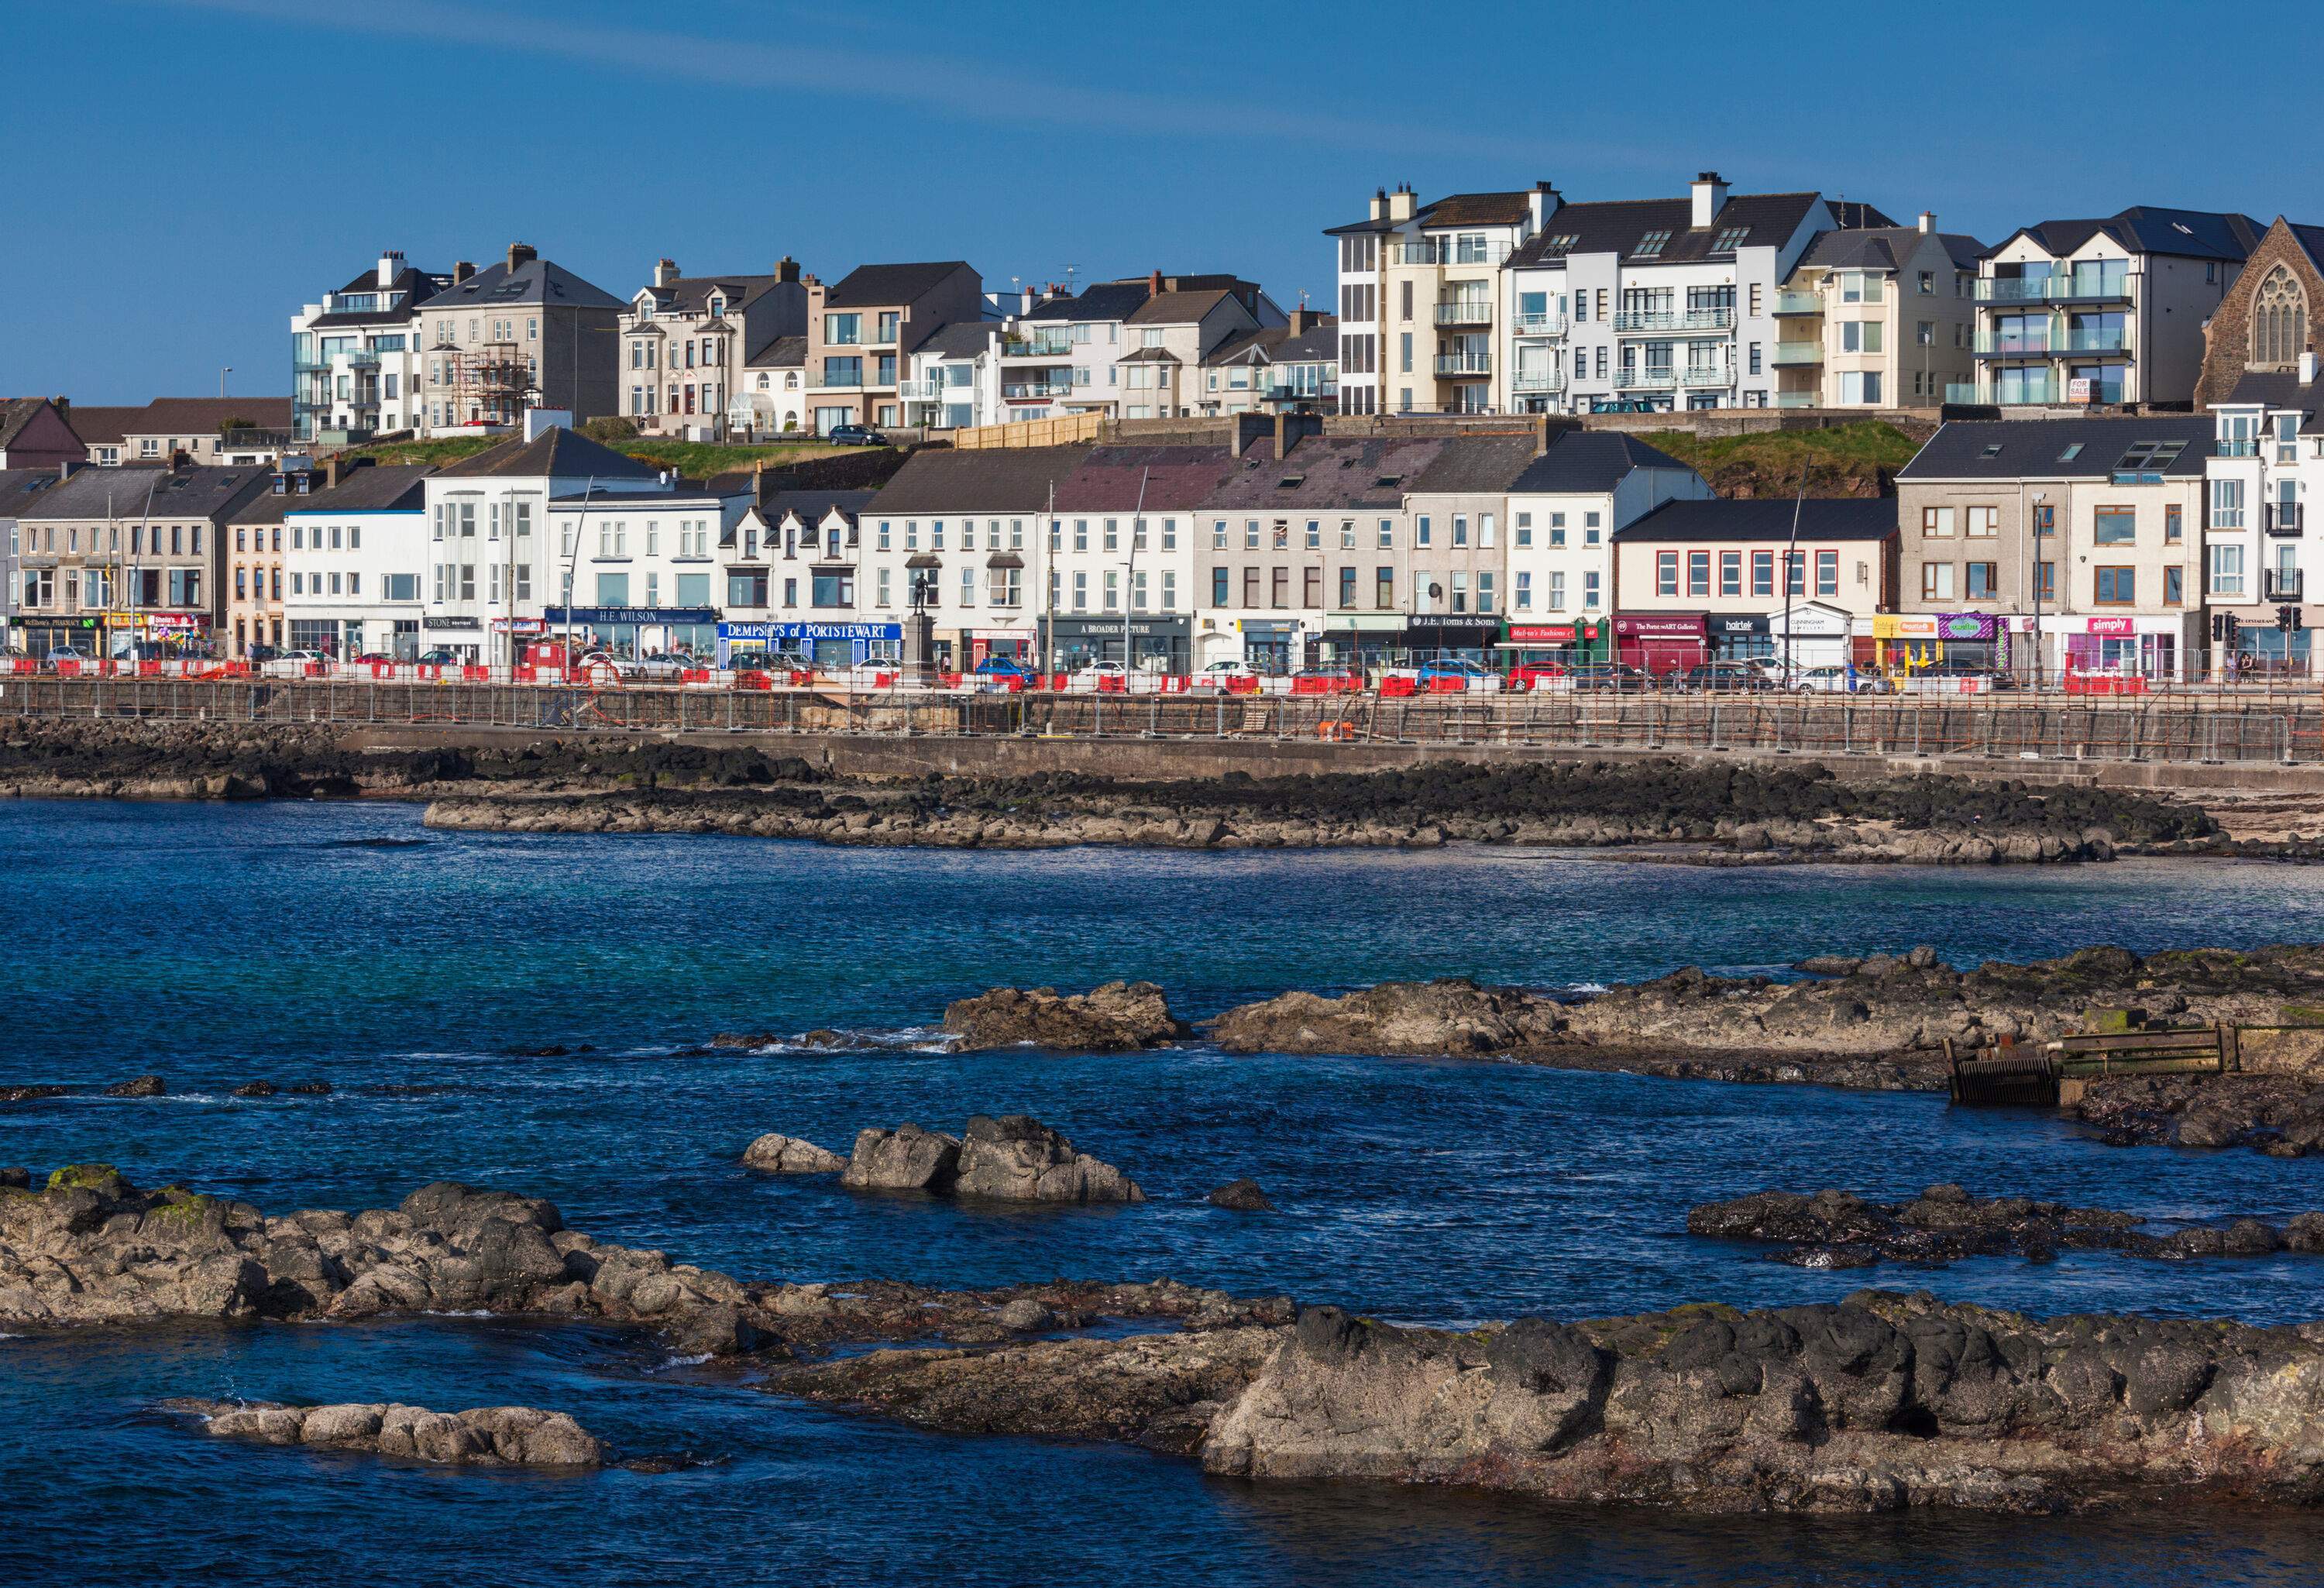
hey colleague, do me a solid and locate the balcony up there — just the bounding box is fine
[1394,240,1512,267]
[1433,301,1493,327]
[1771,341,1823,366]
[1974,326,2129,359]
[1975,273,2137,305]
[1617,367,1679,390]
[1263,380,1339,403]
[1002,379,1074,400]
[2267,570,2305,600]
[813,370,865,389]
[1775,392,1820,409]
[1680,365,1734,387]
[1001,334,1074,359]
[2216,437,2258,458]
[2268,503,2305,537]
[1611,308,1735,334]
[896,379,944,400]
[1511,369,1564,395]
[1944,382,1982,404]
[1511,312,1567,338]
[1433,352,1491,376]
[1773,289,1823,315]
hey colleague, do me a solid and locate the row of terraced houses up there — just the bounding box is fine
[2,173,2320,675]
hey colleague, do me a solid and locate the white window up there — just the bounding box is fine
[2209,541,2246,596]
[2211,478,2246,530]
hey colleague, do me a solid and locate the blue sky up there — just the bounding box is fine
[5,0,2318,404]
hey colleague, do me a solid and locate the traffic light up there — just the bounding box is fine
[2281,606,2300,634]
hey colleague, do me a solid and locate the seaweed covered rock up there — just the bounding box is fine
[163,1398,603,1467]
[943,982,1187,1052]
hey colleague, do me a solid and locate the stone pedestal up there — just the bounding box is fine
[902,610,937,685]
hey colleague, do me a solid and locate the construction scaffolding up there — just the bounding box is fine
[448,341,535,428]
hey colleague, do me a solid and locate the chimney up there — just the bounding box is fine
[1535,414,1554,458]
[1387,184,1417,223]
[1232,412,1274,459]
[1369,187,1387,222]
[454,260,476,284]
[775,255,800,283]
[56,458,77,483]
[2303,351,2319,387]
[1919,211,1935,235]
[1286,308,1318,336]
[507,242,538,273]
[325,455,343,490]
[655,257,680,288]
[377,249,403,288]
[1148,270,1164,299]
[1528,180,1559,234]
[1691,172,1728,229]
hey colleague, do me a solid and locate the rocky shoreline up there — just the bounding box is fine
[6,717,2294,865]
[19,1164,2324,1514]
[1690,1184,2324,1269]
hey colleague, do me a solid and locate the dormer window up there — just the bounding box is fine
[708,297,725,317]
[1632,230,1671,258]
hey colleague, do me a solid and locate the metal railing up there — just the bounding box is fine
[1511,370,1564,394]
[1433,301,1493,326]
[10,676,2324,768]
[1511,312,1567,337]
[1002,380,1074,400]
[2264,569,2305,600]
[2267,503,2305,536]
[1001,336,1074,358]
[1433,352,1491,376]
[1612,308,1735,333]
[1975,274,2136,304]
[1975,327,2128,356]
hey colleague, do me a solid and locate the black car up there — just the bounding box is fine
[1566,662,1652,693]
[1676,662,1777,693]
[827,424,888,447]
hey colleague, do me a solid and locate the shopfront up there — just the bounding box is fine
[716,620,902,669]
[421,614,483,661]
[1769,603,1856,671]
[1708,614,1771,663]
[104,610,212,658]
[20,613,101,658]
[1612,613,1708,677]
[969,628,1035,668]
[1403,615,1500,665]
[1233,618,1304,675]
[2064,614,2188,679]
[544,605,717,662]
[1867,613,2023,673]
[1050,614,1191,673]
[1319,614,1405,671]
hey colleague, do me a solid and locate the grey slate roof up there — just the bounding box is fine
[1408,435,1545,496]
[912,322,996,359]
[431,428,661,481]
[1896,418,2217,481]
[312,263,452,328]
[60,405,143,446]
[744,333,808,369]
[290,463,435,513]
[635,271,787,318]
[1996,206,2263,264]
[1205,436,1453,510]
[131,397,294,435]
[1020,283,1152,325]
[868,444,1092,514]
[1507,431,1695,493]
[1614,497,1897,544]
[1507,193,1891,270]
[20,464,270,521]
[1207,318,1339,366]
[430,256,624,312]
[823,262,973,308]
[2219,371,2324,431]
[0,466,63,516]
[1800,226,1985,273]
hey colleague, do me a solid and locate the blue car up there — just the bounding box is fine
[974,656,1029,678]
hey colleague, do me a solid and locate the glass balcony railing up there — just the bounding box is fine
[1775,391,1819,408]
[1611,308,1735,333]
[1617,368,1679,389]
[1002,380,1074,400]
[1433,301,1493,326]
[1433,352,1491,376]
[1001,335,1074,359]
[1511,312,1567,338]
[1773,290,1823,315]
[1975,326,2129,356]
[1511,370,1563,394]
[2217,438,2259,458]
[1771,341,1823,366]
[1975,273,2135,304]
[1394,241,1511,267]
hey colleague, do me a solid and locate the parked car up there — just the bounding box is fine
[974,655,1030,677]
[827,423,888,447]
[262,649,331,677]
[351,651,397,665]
[1565,662,1652,693]
[1198,659,1257,682]
[414,648,466,666]
[43,646,95,669]
[1674,662,1776,693]
[1415,658,1501,692]
[1790,665,1893,695]
[626,651,694,681]
[1504,658,1569,691]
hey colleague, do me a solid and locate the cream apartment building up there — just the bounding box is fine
[1775,217,1982,408]
[1327,185,1538,416]
[412,245,625,435]
[1893,416,2212,678]
[620,257,807,439]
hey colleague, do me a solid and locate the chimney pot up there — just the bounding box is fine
[507,242,537,273]
[775,255,800,283]
[1690,172,1729,229]
[377,249,402,289]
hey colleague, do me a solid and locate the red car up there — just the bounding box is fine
[1505,660,1569,692]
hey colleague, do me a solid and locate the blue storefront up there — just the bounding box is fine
[543,605,717,662]
[716,619,903,669]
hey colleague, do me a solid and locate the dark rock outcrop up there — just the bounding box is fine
[951,1115,1143,1204]
[1690,1184,2318,1268]
[2077,1071,2324,1156]
[943,981,1187,1052]
[163,1398,603,1467]
[1208,1179,1274,1212]
[0,1086,66,1105]
[103,1074,167,1098]
[841,1124,962,1193]
[233,1081,277,1098]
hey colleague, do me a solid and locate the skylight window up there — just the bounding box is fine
[1540,234,1580,256]
[2115,440,2185,471]
[1277,475,1305,489]
[1981,444,2005,458]
[1632,230,1672,258]
[1373,475,1403,488]
[2058,443,2083,461]
[1711,227,1752,252]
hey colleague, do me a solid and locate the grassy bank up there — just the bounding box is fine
[1638,421,1929,499]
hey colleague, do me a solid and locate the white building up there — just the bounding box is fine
[280,463,435,658]
[2205,358,2323,665]
[551,483,746,660]
[419,424,676,663]
[1504,175,1889,415]
[290,251,448,444]
[900,323,1000,432]
[1503,431,1710,638]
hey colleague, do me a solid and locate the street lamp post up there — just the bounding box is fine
[562,476,597,669]
[1122,467,1149,674]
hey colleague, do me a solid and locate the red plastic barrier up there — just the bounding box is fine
[9,658,34,675]
[1223,675,1261,696]
[513,665,538,682]
[1380,674,1416,698]
[1425,674,1468,694]
[460,665,489,682]
[734,670,772,691]
[54,659,82,677]
[680,668,713,685]
[135,660,161,677]
[414,664,446,682]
